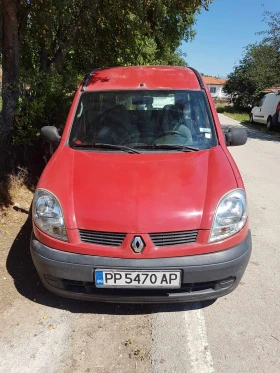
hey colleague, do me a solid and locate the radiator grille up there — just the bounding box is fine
[79,229,126,247]
[149,230,198,247]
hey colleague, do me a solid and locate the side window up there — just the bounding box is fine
[189,93,210,129]
[259,96,266,107]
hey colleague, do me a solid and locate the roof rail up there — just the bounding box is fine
[188,67,205,90]
[81,68,100,91]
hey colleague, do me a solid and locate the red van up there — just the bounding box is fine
[31,66,251,303]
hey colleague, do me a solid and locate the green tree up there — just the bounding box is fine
[258,11,280,52]
[223,43,280,107]
[224,11,280,108]
[258,11,280,78]
[0,0,19,178]
[0,0,213,178]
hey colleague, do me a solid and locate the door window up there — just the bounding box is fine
[259,96,266,107]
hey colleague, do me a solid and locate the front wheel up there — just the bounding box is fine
[249,114,254,124]
[267,116,273,130]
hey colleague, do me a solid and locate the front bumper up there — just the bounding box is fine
[30,231,252,303]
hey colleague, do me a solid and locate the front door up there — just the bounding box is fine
[254,96,266,124]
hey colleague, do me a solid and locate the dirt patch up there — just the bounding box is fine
[0,184,33,313]
[0,186,152,373]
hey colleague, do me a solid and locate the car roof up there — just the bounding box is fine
[84,66,202,91]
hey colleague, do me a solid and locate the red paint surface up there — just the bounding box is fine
[35,66,248,258]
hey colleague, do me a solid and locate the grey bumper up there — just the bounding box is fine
[30,231,252,303]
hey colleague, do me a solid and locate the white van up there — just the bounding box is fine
[250,92,280,130]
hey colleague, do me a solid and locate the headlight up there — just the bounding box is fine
[33,189,68,241]
[209,189,247,243]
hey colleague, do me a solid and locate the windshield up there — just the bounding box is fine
[69,90,217,151]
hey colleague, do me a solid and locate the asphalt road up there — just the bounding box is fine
[1,114,279,373]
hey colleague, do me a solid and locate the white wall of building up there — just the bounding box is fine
[207,85,228,99]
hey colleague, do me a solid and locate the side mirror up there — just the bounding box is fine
[254,102,259,107]
[223,127,247,146]
[41,126,61,143]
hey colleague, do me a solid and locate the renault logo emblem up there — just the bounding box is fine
[131,236,145,253]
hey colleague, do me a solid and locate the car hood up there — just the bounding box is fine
[39,146,238,232]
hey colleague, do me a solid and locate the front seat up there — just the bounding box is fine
[96,105,127,144]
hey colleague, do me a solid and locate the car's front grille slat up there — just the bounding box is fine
[79,229,126,247]
[81,236,124,243]
[80,232,125,237]
[149,235,198,240]
[152,238,198,242]
[149,230,198,247]
[79,229,198,247]
[149,232,198,238]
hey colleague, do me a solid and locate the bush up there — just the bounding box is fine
[13,70,79,146]
[216,105,251,114]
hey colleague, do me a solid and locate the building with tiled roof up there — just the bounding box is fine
[203,76,228,99]
[262,86,280,94]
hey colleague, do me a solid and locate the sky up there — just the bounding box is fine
[181,0,279,78]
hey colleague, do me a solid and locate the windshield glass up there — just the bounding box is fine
[69,90,217,151]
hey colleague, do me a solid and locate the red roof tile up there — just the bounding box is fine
[262,86,280,93]
[203,77,227,85]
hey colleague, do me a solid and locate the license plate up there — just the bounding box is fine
[95,270,181,288]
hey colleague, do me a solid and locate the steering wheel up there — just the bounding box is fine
[155,130,190,141]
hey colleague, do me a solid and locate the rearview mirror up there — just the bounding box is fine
[41,126,61,143]
[223,127,247,146]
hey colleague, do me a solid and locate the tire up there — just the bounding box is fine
[249,114,254,124]
[267,116,273,130]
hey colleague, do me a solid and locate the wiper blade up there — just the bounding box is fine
[72,143,141,154]
[135,144,199,152]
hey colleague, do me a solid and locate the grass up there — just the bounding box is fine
[216,104,250,124]
[216,104,280,138]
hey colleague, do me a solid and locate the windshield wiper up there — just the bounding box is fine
[72,142,141,154]
[135,144,199,152]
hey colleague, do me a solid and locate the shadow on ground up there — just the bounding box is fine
[222,123,280,143]
[6,215,216,316]
[242,123,280,142]
[222,122,280,143]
